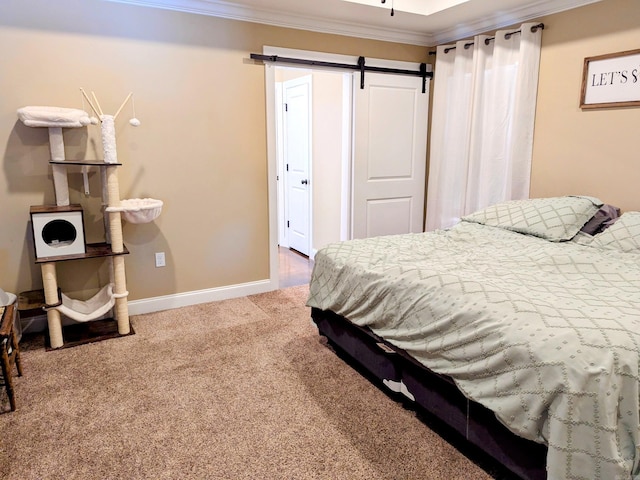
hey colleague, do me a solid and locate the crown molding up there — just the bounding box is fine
[431,0,603,44]
[103,0,433,45]
[104,0,602,47]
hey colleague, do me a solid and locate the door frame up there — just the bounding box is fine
[263,46,427,288]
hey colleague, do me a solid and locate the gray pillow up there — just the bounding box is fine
[462,196,603,241]
[591,212,640,253]
[580,204,621,235]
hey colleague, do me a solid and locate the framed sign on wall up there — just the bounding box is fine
[580,48,640,109]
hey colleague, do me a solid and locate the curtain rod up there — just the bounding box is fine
[429,22,545,55]
[250,53,432,93]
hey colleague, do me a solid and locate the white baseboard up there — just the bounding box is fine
[127,279,276,316]
[20,279,277,333]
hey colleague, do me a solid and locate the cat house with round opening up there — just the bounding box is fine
[30,205,86,260]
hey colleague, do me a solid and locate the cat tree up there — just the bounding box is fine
[17,91,161,349]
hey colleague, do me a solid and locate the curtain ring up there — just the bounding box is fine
[531,23,545,33]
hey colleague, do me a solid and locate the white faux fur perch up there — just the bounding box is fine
[17,106,91,128]
[106,198,163,223]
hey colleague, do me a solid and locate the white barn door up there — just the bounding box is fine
[352,72,429,239]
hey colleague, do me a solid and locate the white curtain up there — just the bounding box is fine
[426,23,542,231]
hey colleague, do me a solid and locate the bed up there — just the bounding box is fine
[306,196,640,480]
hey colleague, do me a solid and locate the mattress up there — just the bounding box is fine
[311,306,548,480]
[307,219,640,480]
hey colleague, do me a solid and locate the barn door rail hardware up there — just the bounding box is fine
[250,53,432,93]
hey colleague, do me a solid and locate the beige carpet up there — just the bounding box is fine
[0,286,495,479]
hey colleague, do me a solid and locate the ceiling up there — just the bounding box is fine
[105,0,602,46]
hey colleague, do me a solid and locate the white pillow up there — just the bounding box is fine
[462,196,603,241]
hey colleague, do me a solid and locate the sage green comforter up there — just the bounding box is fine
[307,221,640,480]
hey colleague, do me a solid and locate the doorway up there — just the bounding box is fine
[279,72,312,257]
[264,47,430,289]
[275,65,352,265]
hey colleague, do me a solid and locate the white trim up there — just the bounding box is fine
[128,279,274,315]
[103,0,431,46]
[276,82,287,248]
[21,279,276,332]
[432,0,602,44]
[340,73,353,241]
[306,77,313,259]
[104,0,602,46]
[265,63,281,290]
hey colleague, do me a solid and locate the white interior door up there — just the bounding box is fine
[352,72,429,239]
[284,75,312,255]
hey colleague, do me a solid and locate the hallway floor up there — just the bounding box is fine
[279,247,313,288]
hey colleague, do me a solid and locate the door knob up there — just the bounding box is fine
[301,179,308,185]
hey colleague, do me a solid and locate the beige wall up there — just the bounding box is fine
[3,0,639,304]
[311,71,347,252]
[0,0,428,299]
[532,0,640,211]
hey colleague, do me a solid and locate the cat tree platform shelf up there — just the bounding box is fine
[45,318,134,350]
[49,160,122,166]
[33,243,129,264]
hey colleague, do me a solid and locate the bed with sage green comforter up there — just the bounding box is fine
[307,219,640,480]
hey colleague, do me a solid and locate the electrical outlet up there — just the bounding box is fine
[155,252,166,267]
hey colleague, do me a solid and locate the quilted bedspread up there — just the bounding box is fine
[307,221,640,480]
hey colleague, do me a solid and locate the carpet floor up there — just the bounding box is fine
[0,285,496,479]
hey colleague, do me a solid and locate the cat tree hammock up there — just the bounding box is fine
[18,91,162,349]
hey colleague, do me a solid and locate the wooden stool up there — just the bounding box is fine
[1,302,23,411]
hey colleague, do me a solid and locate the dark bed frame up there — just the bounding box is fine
[311,307,548,480]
